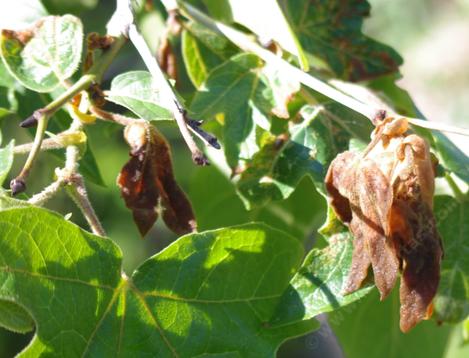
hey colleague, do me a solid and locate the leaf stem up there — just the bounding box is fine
[43,74,96,117]
[177,1,469,137]
[89,106,135,126]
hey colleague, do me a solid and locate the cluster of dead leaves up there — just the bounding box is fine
[118,121,196,237]
[325,117,443,332]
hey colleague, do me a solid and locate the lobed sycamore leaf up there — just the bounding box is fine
[0,206,316,357]
[271,230,373,326]
[201,0,309,70]
[191,53,301,168]
[280,0,403,81]
[235,103,371,209]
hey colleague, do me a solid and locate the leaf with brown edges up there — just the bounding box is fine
[118,122,197,237]
[325,117,443,332]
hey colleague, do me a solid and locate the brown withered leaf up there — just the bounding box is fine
[118,121,197,237]
[325,117,443,332]
[157,37,177,81]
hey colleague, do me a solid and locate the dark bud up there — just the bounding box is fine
[372,109,387,125]
[10,178,26,196]
[20,114,38,128]
[192,153,210,166]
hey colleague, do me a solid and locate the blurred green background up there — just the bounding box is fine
[1,0,468,357]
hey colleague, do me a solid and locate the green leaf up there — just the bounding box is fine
[235,102,371,209]
[0,61,16,87]
[182,22,237,88]
[433,196,469,323]
[444,322,469,358]
[292,103,372,173]
[330,289,452,358]
[271,231,373,326]
[106,71,173,121]
[236,130,323,209]
[41,0,99,15]
[202,0,309,70]
[0,140,14,187]
[281,0,403,81]
[190,53,274,167]
[0,87,17,118]
[0,207,316,356]
[189,164,326,240]
[465,317,469,343]
[262,63,300,119]
[79,139,106,187]
[433,133,469,182]
[0,15,83,92]
[0,0,47,31]
[0,301,34,334]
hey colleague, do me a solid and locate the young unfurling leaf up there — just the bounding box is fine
[118,121,197,237]
[325,117,443,332]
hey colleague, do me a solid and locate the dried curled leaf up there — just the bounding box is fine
[118,121,197,237]
[325,117,443,332]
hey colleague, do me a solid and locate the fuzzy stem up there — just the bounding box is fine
[14,138,64,154]
[66,174,106,237]
[28,178,66,206]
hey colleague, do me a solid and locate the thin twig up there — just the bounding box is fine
[126,21,210,165]
[28,178,66,206]
[66,173,106,236]
[177,1,469,137]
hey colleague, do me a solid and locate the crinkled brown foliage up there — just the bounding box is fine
[118,121,197,237]
[325,117,443,332]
